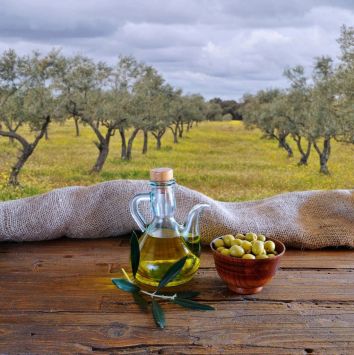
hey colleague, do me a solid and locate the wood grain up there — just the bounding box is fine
[1,237,354,354]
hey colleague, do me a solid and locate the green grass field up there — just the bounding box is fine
[0,120,353,202]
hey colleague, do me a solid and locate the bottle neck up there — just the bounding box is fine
[150,180,176,218]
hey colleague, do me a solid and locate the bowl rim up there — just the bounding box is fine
[210,235,286,262]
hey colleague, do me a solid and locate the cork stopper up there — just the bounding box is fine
[150,167,174,182]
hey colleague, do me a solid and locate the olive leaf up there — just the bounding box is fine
[112,278,140,293]
[157,256,188,291]
[173,297,214,311]
[130,231,140,278]
[133,292,149,312]
[152,299,165,329]
[175,291,200,299]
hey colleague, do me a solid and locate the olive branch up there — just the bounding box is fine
[112,231,214,328]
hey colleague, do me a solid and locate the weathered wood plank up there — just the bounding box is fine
[0,302,353,354]
[1,238,354,275]
[1,268,354,313]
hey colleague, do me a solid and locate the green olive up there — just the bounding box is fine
[222,234,235,247]
[217,246,225,252]
[264,240,276,253]
[241,240,252,253]
[257,234,266,242]
[256,254,269,259]
[252,240,265,255]
[267,254,276,258]
[214,238,225,248]
[230,245,245,257]
[242,253,256,260]
[220,248,231,256]
[235,233,245,240]
[245,232,258,242]
[231,238,243,246]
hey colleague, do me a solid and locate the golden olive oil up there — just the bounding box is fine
[136,230,200,287]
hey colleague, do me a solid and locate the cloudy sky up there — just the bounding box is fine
[0,0,353,99]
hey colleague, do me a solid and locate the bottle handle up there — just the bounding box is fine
[129,192,151,232]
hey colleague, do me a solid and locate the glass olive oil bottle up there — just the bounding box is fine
[129,168,208,287]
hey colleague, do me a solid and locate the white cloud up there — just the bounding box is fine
[0,0,353,99]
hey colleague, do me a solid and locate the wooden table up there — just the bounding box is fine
[1,238,354,354]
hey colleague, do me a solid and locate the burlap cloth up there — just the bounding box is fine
[0,180,353,249]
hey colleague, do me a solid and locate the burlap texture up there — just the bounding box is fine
[0,180,353,249]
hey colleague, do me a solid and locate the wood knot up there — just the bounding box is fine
[105,322,129,338]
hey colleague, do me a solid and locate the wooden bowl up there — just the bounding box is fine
[210,237,285,295]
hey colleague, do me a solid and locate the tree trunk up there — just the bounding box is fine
[319,157,329,174]
[44,126,49,140]
[80,118,112,173]
[91,129,112,173]
[126,128,140,160]
[278,137,283,148]
[142,129,148,154]
[293,135,311,166]
[9,145,32,185]
[156,136,162,149]
[178,122,184,138]
[313,137,331,175]
[278,132,293,158]
[74,117,80,137]
[0,116,50,186]
[91,143,109,173]
[169,124,179,144]
[119,127,127,160]
[152,128,166,150]
[299,140,312,166]
[173,131,178,143]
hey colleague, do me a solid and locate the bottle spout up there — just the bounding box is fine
[180,204,209,254]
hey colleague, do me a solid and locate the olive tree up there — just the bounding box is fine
[112,57,146,160]
[0,50,27,143]
[242,89,294,157]
[130,66,169,153]
[168,92,207,143]
[283,65,312,165]
[0,50,61,185]
[179,94,207,138]
[57,54,116,172]
[206,100,223,121]
[150,84,175,150]
[336,25,354,144]
[309,56,338,174]
[58,55,148,169]
[168,89,184,144]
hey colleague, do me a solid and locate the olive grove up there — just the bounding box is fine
[241,25,354,174]
[0,50,222,184]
